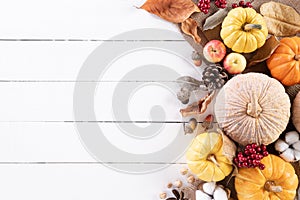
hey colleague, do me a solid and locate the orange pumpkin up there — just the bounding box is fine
[235,154,298,200]
[267,36,300,86]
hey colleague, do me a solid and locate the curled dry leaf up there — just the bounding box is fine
[260,2,300,36]
[181,18,201,44]
[140,0,200,23]
[180,91,215,117]
[203,8,229,31]
[247,36,280,67]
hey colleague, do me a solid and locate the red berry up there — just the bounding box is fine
[202,4,208,8]
[256,147,261,152]
[220,3,226,8]
[245,144,251,149]
[251,143,257,149]
[250,154,256,159]
[244,150,250,155]
[232,3,238,8]
[204,0,210,3]
[261,144,267,151]
[246,2,252,7]
[215,1,220,6]
[234,158,239,163]
[253,160,260,166]
[202,9,209,14]
[263,151,269,157]
[242,162,248,167]
[249,149,256,154]
[259,163,265,170]
[239,0,245,6]
[206,4,210,8]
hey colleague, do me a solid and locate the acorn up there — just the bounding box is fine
[192,51,202,66]
[184,118,198,134]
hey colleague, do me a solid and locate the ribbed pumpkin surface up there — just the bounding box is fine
[215,73,290,145]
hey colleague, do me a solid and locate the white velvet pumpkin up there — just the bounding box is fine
[215,73,290,146]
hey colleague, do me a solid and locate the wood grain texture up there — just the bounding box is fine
[0,0,203,199]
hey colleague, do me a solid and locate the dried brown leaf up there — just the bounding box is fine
[260,2,300,36]
[203,24,222,42]
[180,91,215,117]
[181,18,201,44]
[140,0,200,23]
[247,36,280,67]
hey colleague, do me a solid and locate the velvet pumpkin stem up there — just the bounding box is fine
[295,54,300,61]
[243,24,262,31]
[207,154,220,167]
[264,181,283,193]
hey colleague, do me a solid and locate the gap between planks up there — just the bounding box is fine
[0,162,187,165]
[0,39,185,42]
[0,121,215,123]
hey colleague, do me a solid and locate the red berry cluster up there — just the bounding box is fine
[197,0,211,14]
[197,0,227,14]
[234,143,269,170]
[232,1,253,8]
[215,0,227,9]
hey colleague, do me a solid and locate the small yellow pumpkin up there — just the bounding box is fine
[235,154,298,200]
[186,132,235,182]
[221,7,268,53]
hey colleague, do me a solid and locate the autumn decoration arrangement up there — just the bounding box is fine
[139,0,300,199]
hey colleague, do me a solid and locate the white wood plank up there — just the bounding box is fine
[0,41,198,81]
[0,164,187,200]
[0,82,213,122]
[0,123,94,162]
[0,0,183,40]
[0,123,198,163]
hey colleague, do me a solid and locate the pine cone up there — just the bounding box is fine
[202,64,228,91]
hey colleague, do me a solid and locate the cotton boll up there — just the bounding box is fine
[213,186,228,200]
[196,190,212,200]
[275,139,289,152]
[293,141,300,151]
[202,182,216,196]
[280,148,295,162]
[285,131,299,145]
[295,150,300,161]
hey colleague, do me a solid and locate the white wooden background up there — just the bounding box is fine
[0,0,209,199]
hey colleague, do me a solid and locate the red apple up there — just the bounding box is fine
[203,40,226,63]
[223,53,247,74]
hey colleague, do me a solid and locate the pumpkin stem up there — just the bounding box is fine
[207,154,220,167]
[295,55,300,61]
[264,181,283,193]
[246,94,262,118]
[243,24,262,31]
